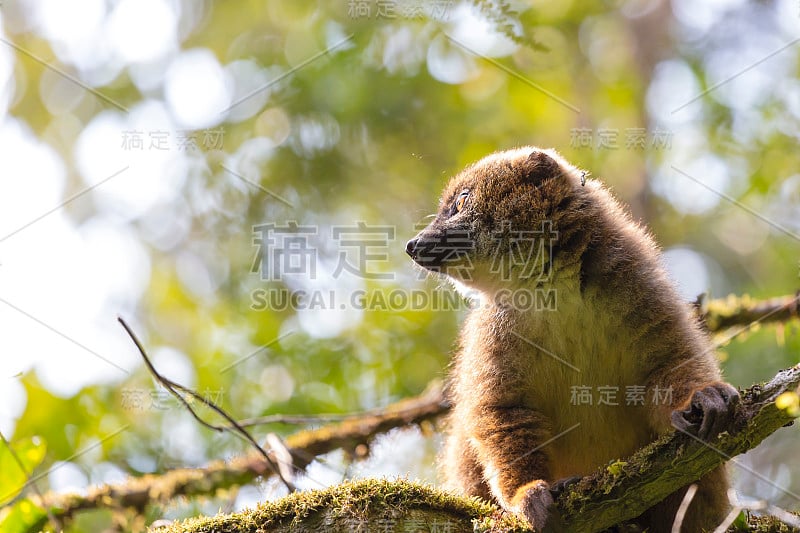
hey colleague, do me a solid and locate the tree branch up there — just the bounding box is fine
[702,292,800,334]
[154,365,800,533]
[30,293,800,526]
[153,478,531,533]
[33,383,447,521]
[152,478,800,533]
[40,365,800,532]
[555,363,800,532]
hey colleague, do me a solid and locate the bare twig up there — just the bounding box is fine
[671,483,697,533]
[32,382,447,521]
[117,317,294,492]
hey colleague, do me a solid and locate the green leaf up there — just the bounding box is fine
[0,437,47,506]
[0,498,48,533]
[730,509,749,531]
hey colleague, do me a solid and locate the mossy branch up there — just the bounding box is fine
[555,363,800,532]
[32,384,447,522]
[153,478,531,533]
[40,364,798,533]
[157,365,800,533]
[702,293,800,334]
[153,479,798,533]
[30,293,799,527]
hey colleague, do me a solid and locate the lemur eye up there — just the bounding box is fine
[454,191,469,213]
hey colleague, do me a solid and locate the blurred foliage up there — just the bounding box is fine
[0,435,46,506]
[1,0,799,531]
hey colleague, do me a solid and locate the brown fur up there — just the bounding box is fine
[407,148,736,532]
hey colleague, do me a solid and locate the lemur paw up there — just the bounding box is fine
[512,480,554,531]
[549,476,582,497]
[671,382,740,441]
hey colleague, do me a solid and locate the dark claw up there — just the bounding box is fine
[671,383,740,441]
[549,476,582,497]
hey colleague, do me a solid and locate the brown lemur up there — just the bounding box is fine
[405,148,739,532]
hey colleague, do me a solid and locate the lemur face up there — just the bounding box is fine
[406,148,582,292]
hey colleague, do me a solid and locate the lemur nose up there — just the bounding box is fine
[405,238,418,257]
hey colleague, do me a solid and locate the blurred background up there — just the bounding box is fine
[0,0,798,530]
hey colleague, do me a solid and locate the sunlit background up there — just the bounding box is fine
[1,0,799,530]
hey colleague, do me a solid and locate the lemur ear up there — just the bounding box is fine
[521,151,560,186]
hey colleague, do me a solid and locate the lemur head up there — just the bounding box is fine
[406,147,590,295]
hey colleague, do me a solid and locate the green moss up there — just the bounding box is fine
[742,511,800,532]
[704,294,749,333]
[153,478,532,533]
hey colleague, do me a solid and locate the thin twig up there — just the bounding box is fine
[33,381,447,521]
[671,483,697,533]
[712,505,742,533]
[117,317,295,492]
